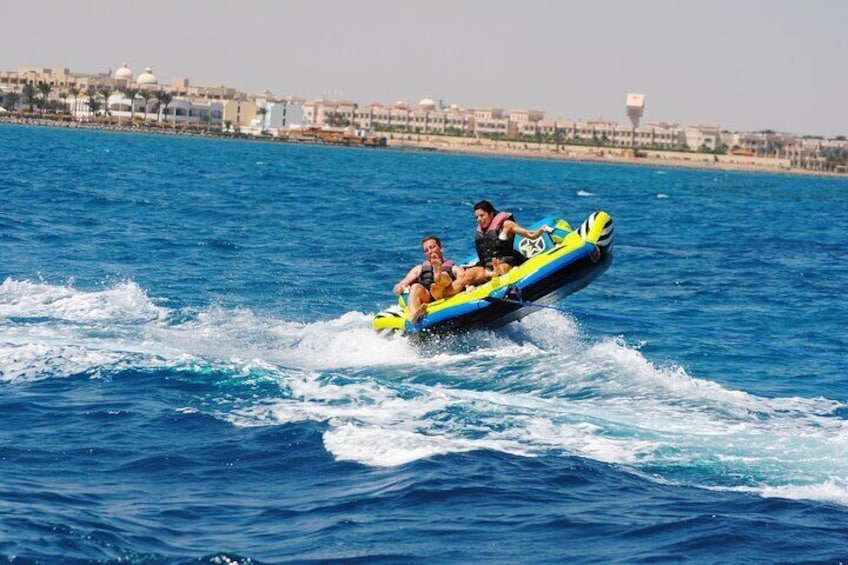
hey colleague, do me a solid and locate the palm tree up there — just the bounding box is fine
[68,86,79,118]
[85,86,100,117]
[148,99,161,124]
[87,98,102,117]
[137,91,150,123]
[154,90,172,124]
[157,91,173,126]
[200,112,211,133]
[98,86,113,117]
[22,83,37,113]
[123,87,139,125]
[37,82,53,115]
[257,106,268,131]
[58,91,68,114]
[2,91,21,114]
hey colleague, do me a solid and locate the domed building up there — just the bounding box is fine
[136,67,158,87]
[419,97,436,111]
[115,62,133,81]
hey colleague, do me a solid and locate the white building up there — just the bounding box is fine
[264,101,305,130]
[239,100,307,136]
[684,124,721,151]
[63,65,224,127]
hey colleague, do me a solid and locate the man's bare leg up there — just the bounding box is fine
[407,284,430,324]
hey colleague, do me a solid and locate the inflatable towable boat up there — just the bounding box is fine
[373,211,614,337]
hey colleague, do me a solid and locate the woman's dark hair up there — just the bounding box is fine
[473,200,496,214]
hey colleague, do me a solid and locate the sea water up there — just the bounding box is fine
[1,123,847,563]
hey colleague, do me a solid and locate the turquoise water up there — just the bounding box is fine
[2,123,848,563]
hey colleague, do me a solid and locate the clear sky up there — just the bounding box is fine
[2,0,846,137]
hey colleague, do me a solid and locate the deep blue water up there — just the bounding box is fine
[2,123,848,564]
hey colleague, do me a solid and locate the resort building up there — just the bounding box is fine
[1,61,844,171]
[222,99,258,132]
[296,97,691,151]
[302,99,357,128]
[684,124,722,152]
[238,99,306,136]
[725,131,847,171]
[0,64,234,129]
[473,108,511,138]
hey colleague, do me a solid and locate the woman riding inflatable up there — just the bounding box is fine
[447,200,549,295]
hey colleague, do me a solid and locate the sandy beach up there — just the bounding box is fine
[383,133,843,177]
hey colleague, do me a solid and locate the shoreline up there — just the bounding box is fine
[384,135,846,179]
[3,115,845,179]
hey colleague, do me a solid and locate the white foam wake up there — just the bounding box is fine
[3,278,848,506]
[226,309,848,505]
[0,277,166,323]
[0,278,425,383]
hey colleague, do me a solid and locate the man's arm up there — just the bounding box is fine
[393,265,422,295]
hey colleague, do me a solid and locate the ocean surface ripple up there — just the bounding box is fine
[2,124,848,563]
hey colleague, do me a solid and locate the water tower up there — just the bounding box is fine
[625,93,645,149]
[625,93,645,128]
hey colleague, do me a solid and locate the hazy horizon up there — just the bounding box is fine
[2,0,846,137]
